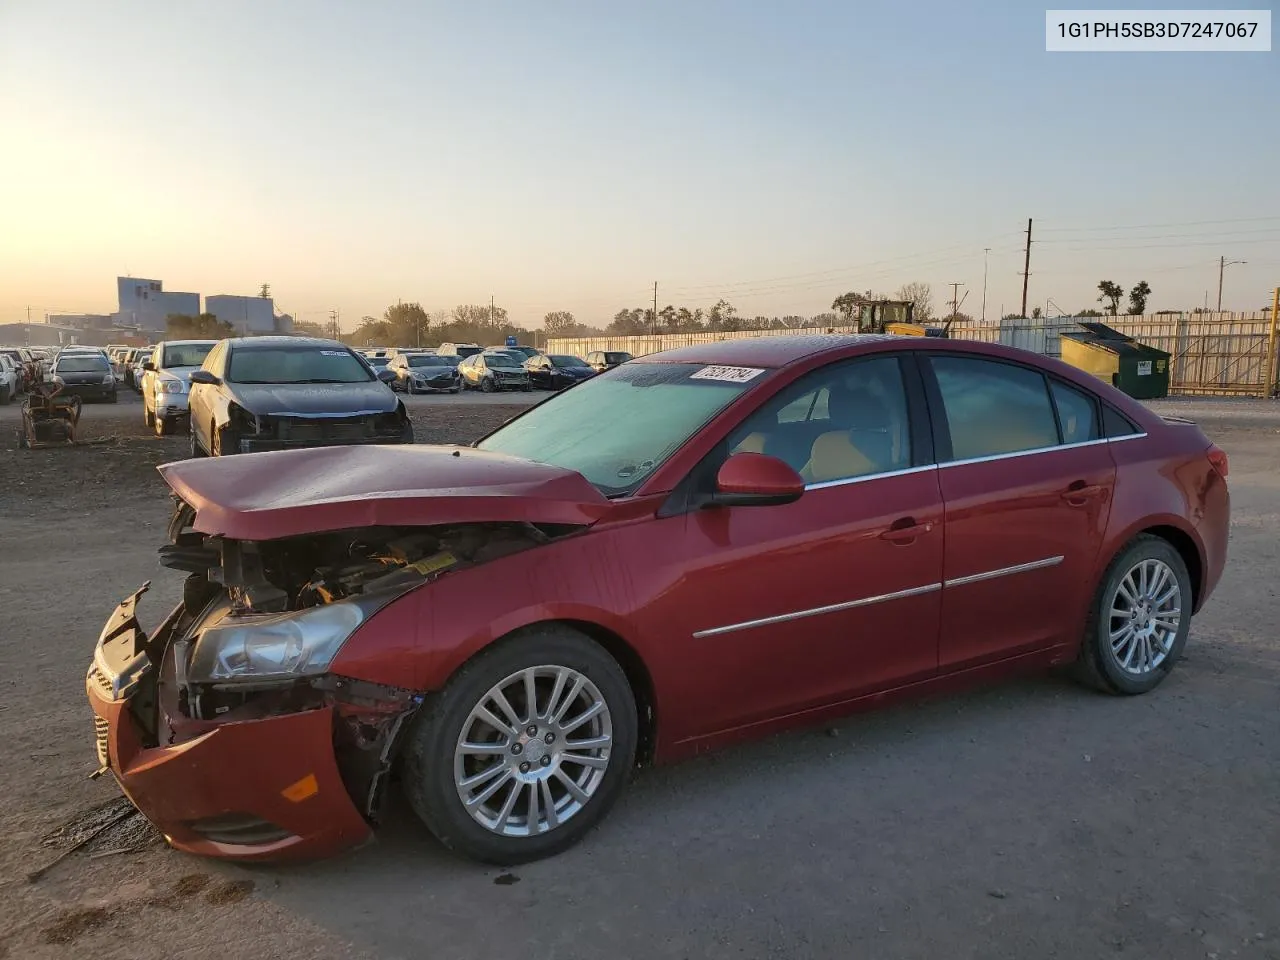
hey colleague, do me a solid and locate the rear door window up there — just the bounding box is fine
[929,356,1059,460]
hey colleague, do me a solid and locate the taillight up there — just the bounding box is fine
[1207,445,1228,479]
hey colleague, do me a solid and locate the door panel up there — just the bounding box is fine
[648,351,943,739]
[658,471,944,737]
[936,444,1115,669]
[924,355,1117,670]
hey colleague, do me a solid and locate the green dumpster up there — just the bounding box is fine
[1060,322,1171,400]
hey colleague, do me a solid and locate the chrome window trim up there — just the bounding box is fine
[804,463,937,491]
[692,582,942,638]
[939,433,1148,469]
[799,433,1148,490]
[945,555,1064,588]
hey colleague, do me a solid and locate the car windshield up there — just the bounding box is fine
[409,355,451,367]
[477,362,764,495]
[227,346,373,384]
[550,355,587,368]
[57,356,109,373]
[161,343,214,368]
[486,353,522,369]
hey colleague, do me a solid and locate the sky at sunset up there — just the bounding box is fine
[1,0,1277,330]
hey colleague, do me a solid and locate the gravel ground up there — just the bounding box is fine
[0,396,1276,960]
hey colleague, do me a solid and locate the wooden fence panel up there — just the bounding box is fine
[548,312,1277,397]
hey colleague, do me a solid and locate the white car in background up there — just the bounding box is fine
[0,354,18,403]
[139,340,218,436]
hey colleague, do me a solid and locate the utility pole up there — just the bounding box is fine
[329,309,339,340]
[1217,256,1247,313]
[981,248,990,323]
[490,294,495,325]
[652,281,658,336]
[949,282,966,319]
[1019,218,1033,318]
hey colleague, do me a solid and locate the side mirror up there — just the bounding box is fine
[709,453,804,507]
[142,360,156,371]
[189,369,221,386]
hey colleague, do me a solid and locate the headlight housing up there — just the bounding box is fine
[187,601,367,683]
[157,377,185,394]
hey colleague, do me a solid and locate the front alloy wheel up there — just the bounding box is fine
[403,627,637,864]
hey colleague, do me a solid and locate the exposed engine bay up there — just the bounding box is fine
[159,495,567,618]
[117,496,580,820]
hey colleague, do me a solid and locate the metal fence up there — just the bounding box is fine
[548,310,1278,398]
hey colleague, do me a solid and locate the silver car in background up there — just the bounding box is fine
[139,340,219,436]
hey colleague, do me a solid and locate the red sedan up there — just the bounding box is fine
[86,335,1229,865]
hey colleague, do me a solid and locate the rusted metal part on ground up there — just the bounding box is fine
[18,380,82,448]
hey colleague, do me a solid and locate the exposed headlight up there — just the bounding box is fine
[187,601,366,683]
[157,378,185,394]
[104,373,115,385]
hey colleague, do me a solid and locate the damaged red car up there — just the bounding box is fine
[86,335,1229,865]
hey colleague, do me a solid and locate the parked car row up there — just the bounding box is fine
[0,345,55,401]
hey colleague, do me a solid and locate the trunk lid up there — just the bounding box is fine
[157,444,611,540]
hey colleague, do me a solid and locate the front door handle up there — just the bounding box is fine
[1061,481,1106,504]
[880,518,934,543]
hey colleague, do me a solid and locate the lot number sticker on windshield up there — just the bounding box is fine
[320,350,347,356]
[689,365,765,383]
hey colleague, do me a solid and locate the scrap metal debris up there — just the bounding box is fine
[29,796,161,881]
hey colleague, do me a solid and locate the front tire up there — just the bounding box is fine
[480,378,495,393]
[188,424,206,458]
[1074,535,1192,695]
[402,626,638,865]
[408,378,417,395]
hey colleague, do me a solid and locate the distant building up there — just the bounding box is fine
[206,295,291,334]
[113,277,200,331]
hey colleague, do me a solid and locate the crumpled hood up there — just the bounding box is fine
[228,381,398,417]
[157,444,611,540]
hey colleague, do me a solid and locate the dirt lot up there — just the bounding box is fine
[0,396,1277,960]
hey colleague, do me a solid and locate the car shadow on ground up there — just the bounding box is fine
[231,670,1134,953]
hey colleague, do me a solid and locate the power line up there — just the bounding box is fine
[661,239,1020,294]
[1039,215,1280,233]
[1038,226,1280,244]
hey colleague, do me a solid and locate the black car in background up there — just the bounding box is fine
[585,350,634,372]
[387,353,462,393]
[187,337,413,456]
[50,351,118,402]
[525,353,595,390]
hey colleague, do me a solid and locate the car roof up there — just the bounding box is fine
[157,339,217,348]
[638,334,901,368]
[227,336,347,351]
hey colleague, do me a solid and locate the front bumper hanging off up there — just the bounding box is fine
[85,584,413,862]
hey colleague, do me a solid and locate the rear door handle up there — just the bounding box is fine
[880,518,934,543]
[1061,481,1105,504]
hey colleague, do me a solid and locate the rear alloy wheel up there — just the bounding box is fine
[480,377,495,393]
[1075,535,1191,695]
[402,627,637,865]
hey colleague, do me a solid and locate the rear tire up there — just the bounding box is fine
[188,424,206,458]
[480,378,494,393]
[402,625,637,865]
[1073,534,1192,695]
